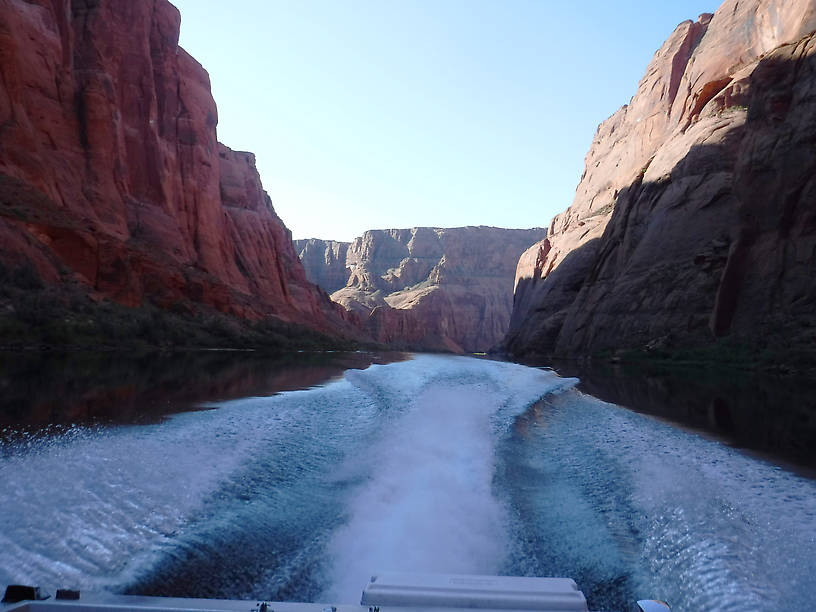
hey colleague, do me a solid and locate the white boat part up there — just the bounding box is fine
[361,573,588,611]
[2,574,669,612]
[635,602,671,612]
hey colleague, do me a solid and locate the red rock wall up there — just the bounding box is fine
[329,226,547,353]
[0,0,353,334]
[507,0,816,361]
[294,239,351,294]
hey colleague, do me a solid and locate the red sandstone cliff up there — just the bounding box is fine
[0,0,354,337]
[506,0,816,363]
[321,226,547,353]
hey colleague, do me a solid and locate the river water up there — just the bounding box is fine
[1,353,815,611]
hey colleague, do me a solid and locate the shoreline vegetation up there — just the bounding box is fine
[2,257,813,471]
[2,260,814,378]
[511,337,816,380]
[0,262,359,353]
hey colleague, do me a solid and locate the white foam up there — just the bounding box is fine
[322,356,575,602]
[539,391,816,611]
[0,355,576,598]
[0,414,256,590]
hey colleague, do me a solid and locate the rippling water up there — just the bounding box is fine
[1,355,815,611]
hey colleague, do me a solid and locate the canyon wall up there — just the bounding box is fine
[314,226,546,353]
[294,239,350,294]
[0,0,354,337]
[507,0,816,364]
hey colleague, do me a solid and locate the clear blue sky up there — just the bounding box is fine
[171,0,716,242]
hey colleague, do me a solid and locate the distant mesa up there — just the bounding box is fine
[298,226,547,353]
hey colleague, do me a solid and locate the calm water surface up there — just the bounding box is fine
[0,350,408,434]
[1,352,814,612]
[552,359,816,473]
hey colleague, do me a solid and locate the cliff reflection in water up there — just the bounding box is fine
[0,350,409,435]
[553,360,816,471]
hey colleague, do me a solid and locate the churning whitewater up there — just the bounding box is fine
[1,355,815,611]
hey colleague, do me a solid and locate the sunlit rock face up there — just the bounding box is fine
[311,226,548,353]
[0,0,354,336]
[506,0,816,361]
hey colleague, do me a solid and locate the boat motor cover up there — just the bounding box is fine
[361,573,589,612]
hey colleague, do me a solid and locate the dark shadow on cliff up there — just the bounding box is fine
[506,237,602,356]
[507,50,816,372]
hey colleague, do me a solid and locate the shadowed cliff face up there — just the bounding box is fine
[0,0,354,337]
[303,227,547,353]
[294,239,351,295]
[507,0,816,364]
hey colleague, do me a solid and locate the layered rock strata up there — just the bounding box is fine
[0,0,354,336]
[294,239,350,294]
[507,0,816,362]
[319,226,547,353]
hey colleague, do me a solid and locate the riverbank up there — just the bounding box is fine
[0,350,410,437]
[0,263,360,353]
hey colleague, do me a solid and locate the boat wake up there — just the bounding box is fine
[1,355,814,612]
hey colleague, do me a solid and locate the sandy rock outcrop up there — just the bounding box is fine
[0,0,354,336]
[294,239,350,294]
[506,0,816,362]
[322,226,546,353]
